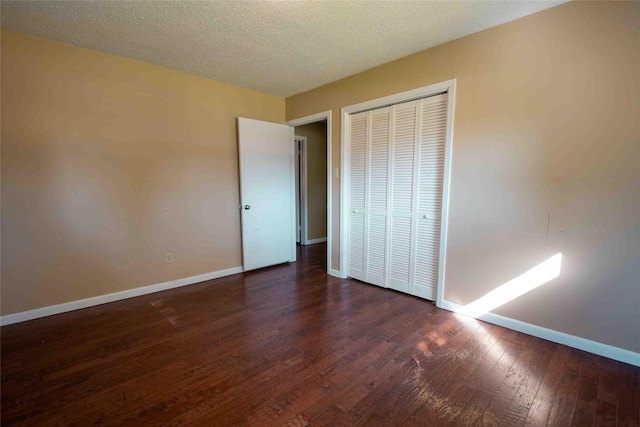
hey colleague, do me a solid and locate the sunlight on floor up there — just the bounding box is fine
[459,253,563,318]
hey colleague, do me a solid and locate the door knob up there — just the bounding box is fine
[243,205,251,210]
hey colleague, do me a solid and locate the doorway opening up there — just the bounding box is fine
[287,111,332,275]
[294,120,328,250]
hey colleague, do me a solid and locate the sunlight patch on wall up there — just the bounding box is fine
[459,253,562,318]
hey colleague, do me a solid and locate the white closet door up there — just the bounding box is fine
[413,94,448,300]
[366,108,391,286]
[346,92,449,302]
[348,112,367,281]
[388,100,418,293]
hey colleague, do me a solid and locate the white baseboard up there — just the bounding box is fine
[328,268,345,278]
[304,237,327,245]
[0,266,244,327]
[439,300,640,367]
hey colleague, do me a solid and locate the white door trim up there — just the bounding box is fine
[340,79,456,301]
[289,125,297,263]
[294,138,301,243]
[286,111,333,275]
[294,135,310,245]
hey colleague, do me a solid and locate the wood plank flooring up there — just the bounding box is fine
[2,243,638,426]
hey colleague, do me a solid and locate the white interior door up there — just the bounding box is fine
[238,117,295,271]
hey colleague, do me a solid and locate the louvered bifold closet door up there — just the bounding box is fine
[412,93,448,300]
[366,108,391,287]
[388,100,418,294]
[348,92,448,301]
[348,112,367,281]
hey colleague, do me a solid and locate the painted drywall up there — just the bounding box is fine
[294,122,328,241]
[1,30,284,315]
[286,1,640,353]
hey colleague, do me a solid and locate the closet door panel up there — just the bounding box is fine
[368,109,390,213]
[367,216,387,286]
[366,108,391,286]
[390,102,416,212]
[414,219,439,299]
[348,112,367,281]
[414,94,447,299]
[388,101,417,293]
[389,216,411,292]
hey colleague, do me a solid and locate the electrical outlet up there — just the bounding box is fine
[165,253,173,264]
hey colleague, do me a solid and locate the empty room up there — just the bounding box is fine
[1,1,638,426]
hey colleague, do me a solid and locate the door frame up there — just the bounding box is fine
[294,137,301,243]
[294,135,309,245]
[286,111,334,275]
[340,79,456,307]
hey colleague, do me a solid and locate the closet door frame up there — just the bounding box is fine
[340,79,456,307]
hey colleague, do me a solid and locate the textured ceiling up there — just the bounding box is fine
[1,0,568,97]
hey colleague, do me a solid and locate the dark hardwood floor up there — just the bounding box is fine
[2,243,638,426]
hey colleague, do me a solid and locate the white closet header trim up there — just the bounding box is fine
[341,79,455,116]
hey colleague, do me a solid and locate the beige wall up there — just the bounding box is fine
[294,122,327,241]
[286,1,640,352]
[1,30,284,315]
